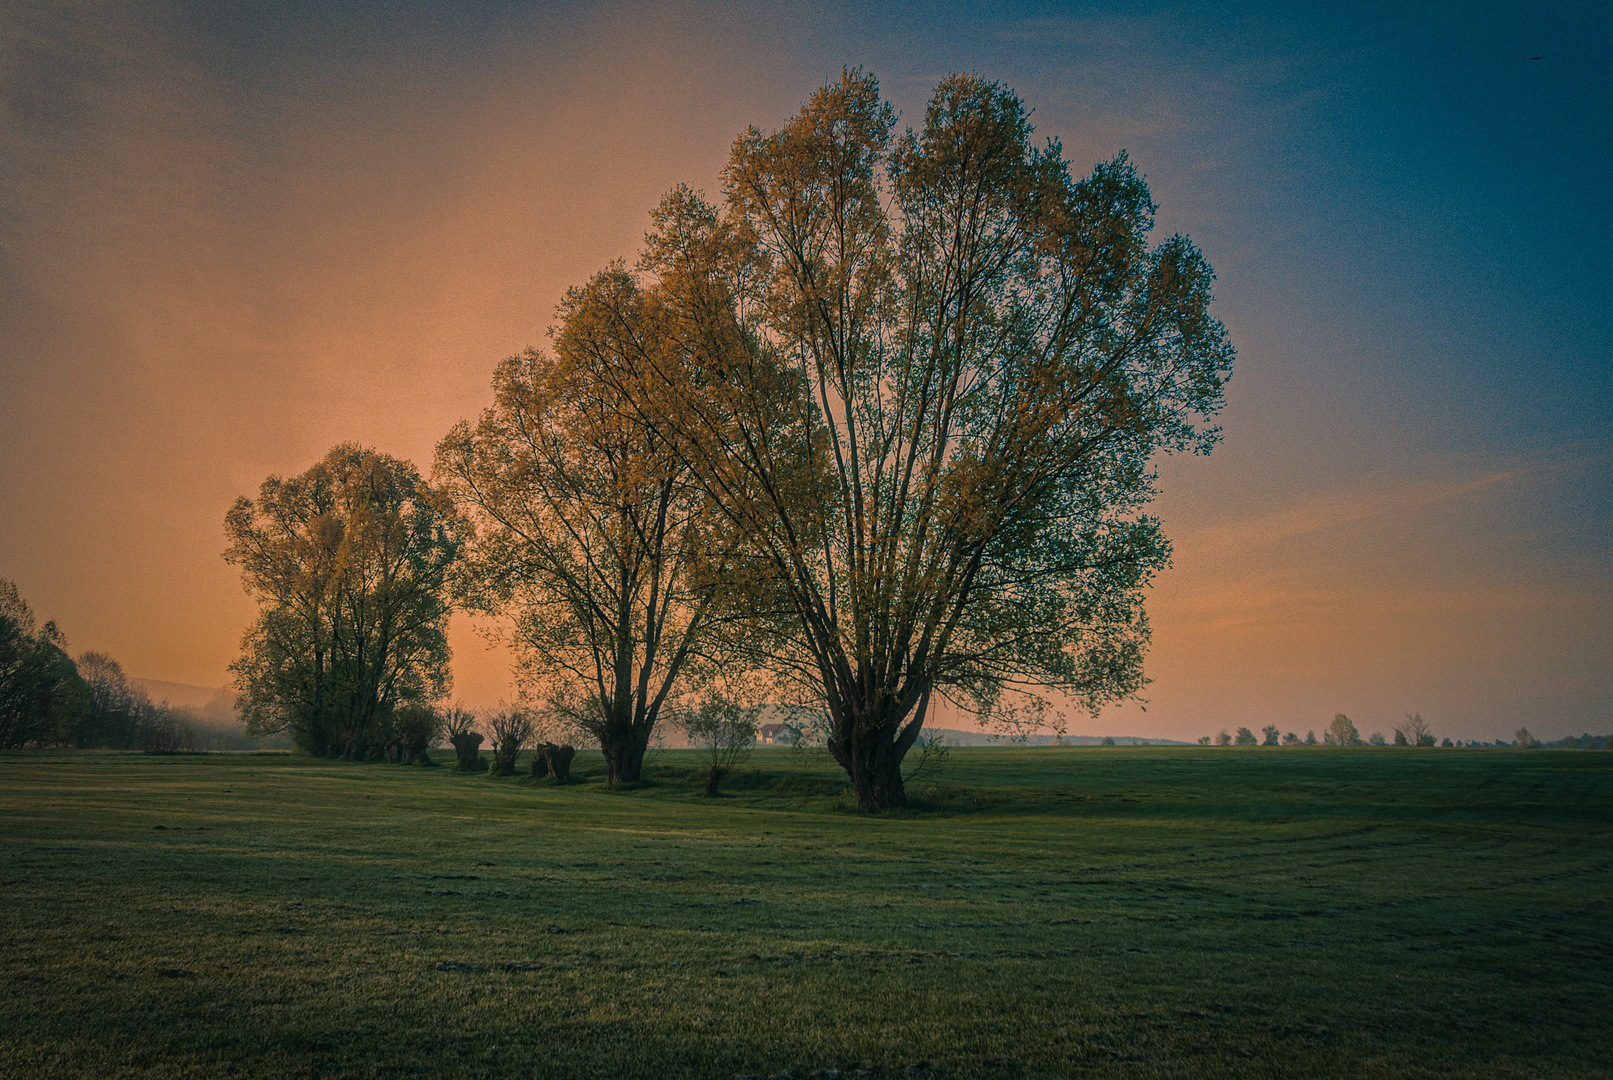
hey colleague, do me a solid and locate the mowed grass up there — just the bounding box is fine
[1,747,1609,1079]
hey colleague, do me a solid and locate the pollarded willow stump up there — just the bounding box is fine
[450,732,485,772]
[530,743,576,782]
[493,746,519,776]
[546,744,576,782]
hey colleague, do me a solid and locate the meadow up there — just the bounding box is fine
[1,745,1608,1079]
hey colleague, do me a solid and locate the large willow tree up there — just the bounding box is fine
[580,71,1232,809]
[225,445,461,758]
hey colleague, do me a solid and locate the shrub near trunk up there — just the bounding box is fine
[679,696,759,798]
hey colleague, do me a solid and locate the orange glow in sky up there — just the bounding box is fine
[2,0,1607,743]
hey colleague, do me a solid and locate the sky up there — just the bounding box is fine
[2,0,1608,744]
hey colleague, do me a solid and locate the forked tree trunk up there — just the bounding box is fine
[827,685,930,811]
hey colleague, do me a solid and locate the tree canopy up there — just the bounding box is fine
[1326,713,1362,747]
[576,70,1231,808]
[224,444,462,758]
[434,312,738,784]
[0,579,83,749]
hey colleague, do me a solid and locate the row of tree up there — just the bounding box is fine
[224,70,1233,809]
[0,579,79,748]
[1193,715,1585,749]
[1197,714,1437,747]
[0,579,256,751]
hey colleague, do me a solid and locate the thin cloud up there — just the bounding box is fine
[1179,465,1536,558]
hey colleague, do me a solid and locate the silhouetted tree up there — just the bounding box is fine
[435,328,737,786]
[531,742,577,781]
[1261,724,1280,746]
[1514,727,1538,749]
[1234,726,1257,746]
[387,703,442,764]
[0,580,84,748]
[74,651,148,748]
[1396,713,1435,747]
[225,445,462,758]
[1325,714,1361,747]
[596,70,1231,808]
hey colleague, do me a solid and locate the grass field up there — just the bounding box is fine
[1,745,1609,1079]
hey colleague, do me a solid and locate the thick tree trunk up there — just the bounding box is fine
[835,730,910,810]
[546,745,576,782]
[451,732,485,771]
[703,766,728,797]
[601,732,647,784]
[827,684,930,811]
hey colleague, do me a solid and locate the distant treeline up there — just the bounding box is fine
[1195,716,1608,749]
[0,578,281,752]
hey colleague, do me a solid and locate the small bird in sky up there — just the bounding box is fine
[1528,56,1543,60]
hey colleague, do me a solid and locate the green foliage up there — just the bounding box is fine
[1326,713,1362,747]
[224,445,462,759]
[1,747,1609,1078]
[1234,726,1257,746]
[386,703,442,764]
[902,730,952,784]
[0,580,84,748]
[677,695,760,796]
[615,70,1231,809]
[72,651,163,749]
[434,339,731,786]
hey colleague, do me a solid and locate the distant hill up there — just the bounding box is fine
[129,678,217,709]
[923,728,1194,747]
[130,679,239,725]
